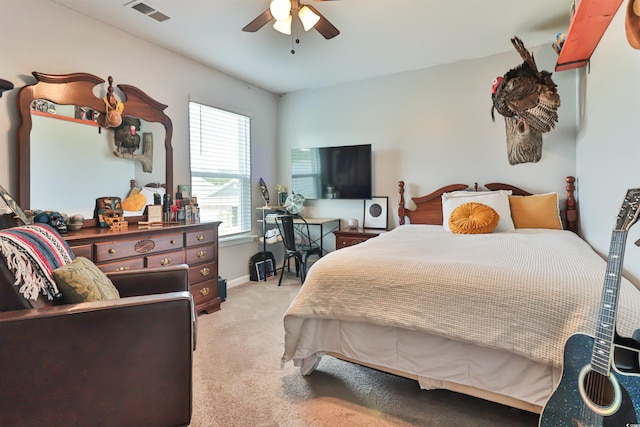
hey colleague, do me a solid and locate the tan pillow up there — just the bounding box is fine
[53,257,120,303]
[508,193,563,229]
[448,202,500,234]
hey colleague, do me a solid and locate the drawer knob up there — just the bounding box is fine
[200,267,210,276]
[200,287,210,296]
[197,250,206,259]
[170,239,177,244]
[108,248,116,254]
[197,234,205,241]
[160,258,171,266]
[116,266,130,271]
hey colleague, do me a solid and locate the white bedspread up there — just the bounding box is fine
[283,225,640,368]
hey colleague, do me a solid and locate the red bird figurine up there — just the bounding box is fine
[491,37,561,133]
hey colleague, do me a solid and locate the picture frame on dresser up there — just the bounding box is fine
[363,196,388,229]
[147,205,162,223]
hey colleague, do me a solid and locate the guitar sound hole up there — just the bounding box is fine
[583,370,615,407]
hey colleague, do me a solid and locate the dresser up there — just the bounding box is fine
[63,221,221,314]
[334,228,386,250]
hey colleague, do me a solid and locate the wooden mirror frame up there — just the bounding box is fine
[16,71,173,224]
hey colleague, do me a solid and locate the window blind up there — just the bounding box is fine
[189,101,251,236]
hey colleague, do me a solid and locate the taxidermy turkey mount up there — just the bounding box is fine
[113,116,154,173]
[242,0,339,40]
[490,36,561,165]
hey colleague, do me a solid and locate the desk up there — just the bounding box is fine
[257,209,339,255]
[293,217,339,255]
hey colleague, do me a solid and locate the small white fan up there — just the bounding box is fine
[284,193,305,215]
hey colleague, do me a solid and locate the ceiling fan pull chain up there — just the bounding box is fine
[291,30,300,54]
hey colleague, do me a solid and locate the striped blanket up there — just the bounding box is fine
[0,224,75,300]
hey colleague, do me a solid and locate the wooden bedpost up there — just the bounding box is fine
[565,176,577,233]
[398,181,406,225]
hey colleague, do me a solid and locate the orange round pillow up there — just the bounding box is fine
[448,202,500,234]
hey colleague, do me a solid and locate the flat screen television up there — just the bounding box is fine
[291,144,372,200]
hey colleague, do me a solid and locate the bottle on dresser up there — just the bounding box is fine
[162,194,172,222]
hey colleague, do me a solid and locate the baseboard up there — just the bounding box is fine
[227,275,250,289]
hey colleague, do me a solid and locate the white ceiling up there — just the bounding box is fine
[51,0,571,94]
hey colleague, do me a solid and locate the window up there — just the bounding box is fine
[291,148,322,199]
[189,101,251,237]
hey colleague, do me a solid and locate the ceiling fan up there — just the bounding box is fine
[242,0,340,40]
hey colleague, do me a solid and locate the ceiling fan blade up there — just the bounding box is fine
[304,4,339,39]
[242,8,273,32]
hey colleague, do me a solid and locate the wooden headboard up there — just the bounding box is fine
[398,176,577,232]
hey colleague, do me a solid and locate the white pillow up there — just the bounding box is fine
[442,190,515,233]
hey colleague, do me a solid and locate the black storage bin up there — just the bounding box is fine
[218,276,227,302]
[248,251,276,281]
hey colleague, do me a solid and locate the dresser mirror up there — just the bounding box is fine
[17,72,173,223]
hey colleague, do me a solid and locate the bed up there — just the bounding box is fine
[281,176,640,413]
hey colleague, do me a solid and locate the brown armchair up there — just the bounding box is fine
[0,261,196,427]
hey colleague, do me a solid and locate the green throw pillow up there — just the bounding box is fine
[53,257,120,303]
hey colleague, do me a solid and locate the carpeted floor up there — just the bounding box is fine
[189,275,539,427]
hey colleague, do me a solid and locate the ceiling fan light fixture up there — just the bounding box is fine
[298,5,320,31]
[269,0,291,21]
[273,15,292,35]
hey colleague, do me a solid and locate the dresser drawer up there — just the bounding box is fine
[185,229,216,248]
[185,245,214,265]
[96,257,145,273]
[337,236,370,248]
[334,229,384,250]
[71,244,93,259]
[145,250,185,268]
[189,261,216,285]
[191,278,218,306]
[95,233,183,262]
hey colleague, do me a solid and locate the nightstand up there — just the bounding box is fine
[334,228,386,250]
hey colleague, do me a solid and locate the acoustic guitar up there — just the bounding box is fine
[539,188,640,427]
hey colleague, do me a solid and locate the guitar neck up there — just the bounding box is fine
[590,229,627,375]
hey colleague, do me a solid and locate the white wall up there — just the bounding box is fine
[278,45,577,250]
[576,6,640,286]
[0,0,279,283]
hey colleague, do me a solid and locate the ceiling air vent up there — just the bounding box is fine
[124,1,171,22]
[148,11,170,22]
[131,2,154,14]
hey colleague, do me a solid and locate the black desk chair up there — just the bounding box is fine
[275,215,321,286]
